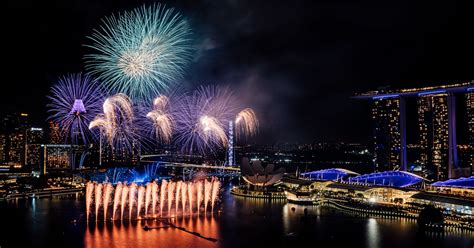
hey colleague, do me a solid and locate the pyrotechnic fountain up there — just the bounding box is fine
[85,178,221,222]
[103,183,113,221]
[204,180,211,212]
[112,183,122,220]
[145,183,151,216]
[196,181,203,212]
[167,181,175,215]
[121,184,129,219]
[137,186,145,219]
[187,182,194,214]
[159,180,166,216]
[128,183,137,219]
[86,182,95,221]
[94,183,102,222]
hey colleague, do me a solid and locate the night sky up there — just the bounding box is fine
[3,0,473,144]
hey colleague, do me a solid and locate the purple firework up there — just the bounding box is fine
[47,73,104,144]
[135,87,185,148]
[173,85,239,154]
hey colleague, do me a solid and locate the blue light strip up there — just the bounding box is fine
[431,176,474,189]
[467,87,474,92]
[372,94,399,100]
[418,90,446,96]
[344,171,423,188]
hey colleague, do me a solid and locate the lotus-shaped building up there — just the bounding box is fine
[240,158,285,186]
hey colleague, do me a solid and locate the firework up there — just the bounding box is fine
[47,73,104,144]
[84,4,194,100]
[235,108,258,137]
[146,96,173,143]
[89,93,136,151]
[200,115,227,145]
[173,85,238,154]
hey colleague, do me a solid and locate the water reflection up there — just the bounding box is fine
[366,218,379,248]
[84,216,219,248]
[1,191,473,248]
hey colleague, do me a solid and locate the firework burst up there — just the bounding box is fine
[235,108,259,137]
[47,73,104,144]
[89,93,136,151]
[146,95,173,143]
[173,85,238,154]
[84,4,194,100]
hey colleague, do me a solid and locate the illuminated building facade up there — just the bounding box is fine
[0,134,5,163]
[26,127,44,166]
[101,140,140,166]
[372,98,402,171]
[0,113,30,167]
[39,144,72,174]
[467,92,474,172]
[8,132,25,167]
[417,94,449,179]
[355,82,473,179]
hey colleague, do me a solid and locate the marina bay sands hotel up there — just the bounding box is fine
[355,82,473,180]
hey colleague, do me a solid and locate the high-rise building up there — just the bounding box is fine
[417,94,449,180]
[39,144,72,174]
[101,140,140,166]
[18,113,29,131]
[8,132,25,167]
[467,92,474,172]
[372,98,401,171]
[26,127,44,166]
[0,113,30,167]
[355,82,472,179]
[0,134,6,164]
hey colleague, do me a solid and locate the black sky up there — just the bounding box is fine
[3,0,474,144]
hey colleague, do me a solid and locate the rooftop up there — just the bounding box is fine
[411,192,474,207]
[431,176,474,189]
[353,81,473,100]
[301,168,359,181]
[347,171,425,188]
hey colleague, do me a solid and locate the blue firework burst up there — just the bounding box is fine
[84,4,194,100]
[47,73,105,145]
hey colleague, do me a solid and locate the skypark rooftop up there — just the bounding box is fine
[353,81,473,100]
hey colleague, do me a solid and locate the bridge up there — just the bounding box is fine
[162,162,240,178]
[163,162,240,171]
[140,154,240,178]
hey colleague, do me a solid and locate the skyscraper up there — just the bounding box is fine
[417,94,449,180]
[26,127,44,166]
[467,92,474,172]
[39,144,72,174]
[372,98,401,171]
[0,113,30,167]
[100,139,140,166]
[8,132,25,167]
[355,82,472,179]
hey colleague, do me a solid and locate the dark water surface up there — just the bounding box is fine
[1,188,473,248]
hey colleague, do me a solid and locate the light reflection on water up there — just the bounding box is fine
[366,218,379,248]
[84,216,218,248]
[1,190,473,248]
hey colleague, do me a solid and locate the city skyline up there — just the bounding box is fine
[3,0,474,143]
[1,1,473,247]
